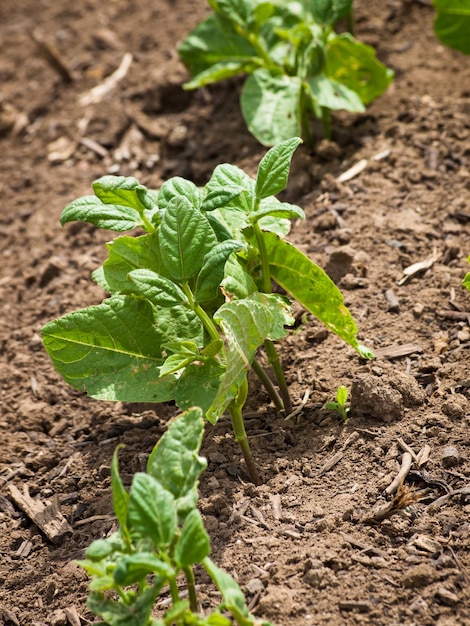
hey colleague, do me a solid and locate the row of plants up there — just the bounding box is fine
[40,1,469,623]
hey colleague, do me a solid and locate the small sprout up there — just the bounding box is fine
[324,385,350,422]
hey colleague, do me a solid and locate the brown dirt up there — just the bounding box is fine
[1,1,470,625]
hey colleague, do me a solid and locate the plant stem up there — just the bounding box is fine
[169,577,180,606]
[140,211,155,233]
[252,221,272,294]
[228,378,260,485]
[264,340,292,415]
[251,358,284,412]
[252,221,293,414]
[183,566,199,612]
[182,283,221,343]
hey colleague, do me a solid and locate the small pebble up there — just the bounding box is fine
[441,445,460,468]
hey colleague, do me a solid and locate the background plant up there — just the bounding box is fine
[78,406,273,626]
[178,0,393,146]
[433,0,470,54]
[42,138,372,484]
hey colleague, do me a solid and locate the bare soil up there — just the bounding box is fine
[1,1,470,625]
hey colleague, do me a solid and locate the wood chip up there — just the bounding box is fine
[338,600,371,613]
[270,493,282,521]
[319,431,359,476]
[336,159,368,183]
[416,445,431,467]
[9,485,73,544]
[373,343,423,359]
[397,249,440,285]
[64,605,82,626]
[384,289,400,312]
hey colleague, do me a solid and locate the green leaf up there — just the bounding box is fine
[111,445,131,546]
[241,70,303,146]
[203,557,252,623]
[201,186,245,212]
[157,177,202,211]
[336,385,348,405]
[249,292,294,341]
[60,196,142,232]
[183,61,256,89]
[325,33,394,104]
[159,341,200,377]
[255,231,365,353]
[433,0,470,54]
[221,255,258,299]
[85,538,116,562]
[308,0,353,26]
[146,407,207,518]
[255,137,302,199]
[128,473,177,548]
[41,296,178,403]
[249,201,305,224]
[101,233,167,294]
[175,509,211,567]
[306,73,365,112]
[175,358,226,414]
[127,269,189,308]
[179,12,257,78]
[92,176,151,212]
[207,299,273,422]
[205,164,255,214]
[195,240,243,303]
[212,0,254,28]
[87,587,159,626]
[158,197,218,281]
[463,271,470,291]
[113,553,174,586]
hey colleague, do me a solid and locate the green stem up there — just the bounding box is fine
[252,221,272,294]
[252,221,293,414]
[140,211,155,233]
[169,577,180,606]
[228,378,260,485]
[246,32,277,69]
[251,358,284,412]
[264,339,292,415]
[181,283,220,343]
[183,566,198,612]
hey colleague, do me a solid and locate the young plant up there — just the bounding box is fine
[433,0,470,55]
[178,0,393,146]
[41,138,372,485]
[78,406,274,626]
[324,385,350,422]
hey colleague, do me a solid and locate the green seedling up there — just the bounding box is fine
[178,0,393,146]
[324,385,350,421]
[77,406,274,626]
[433,0,470,55]
[42,138,373,484]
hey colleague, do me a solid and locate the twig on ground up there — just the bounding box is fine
[385,452,413,495]
[397,438,418,462]
[80,53,132,106]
